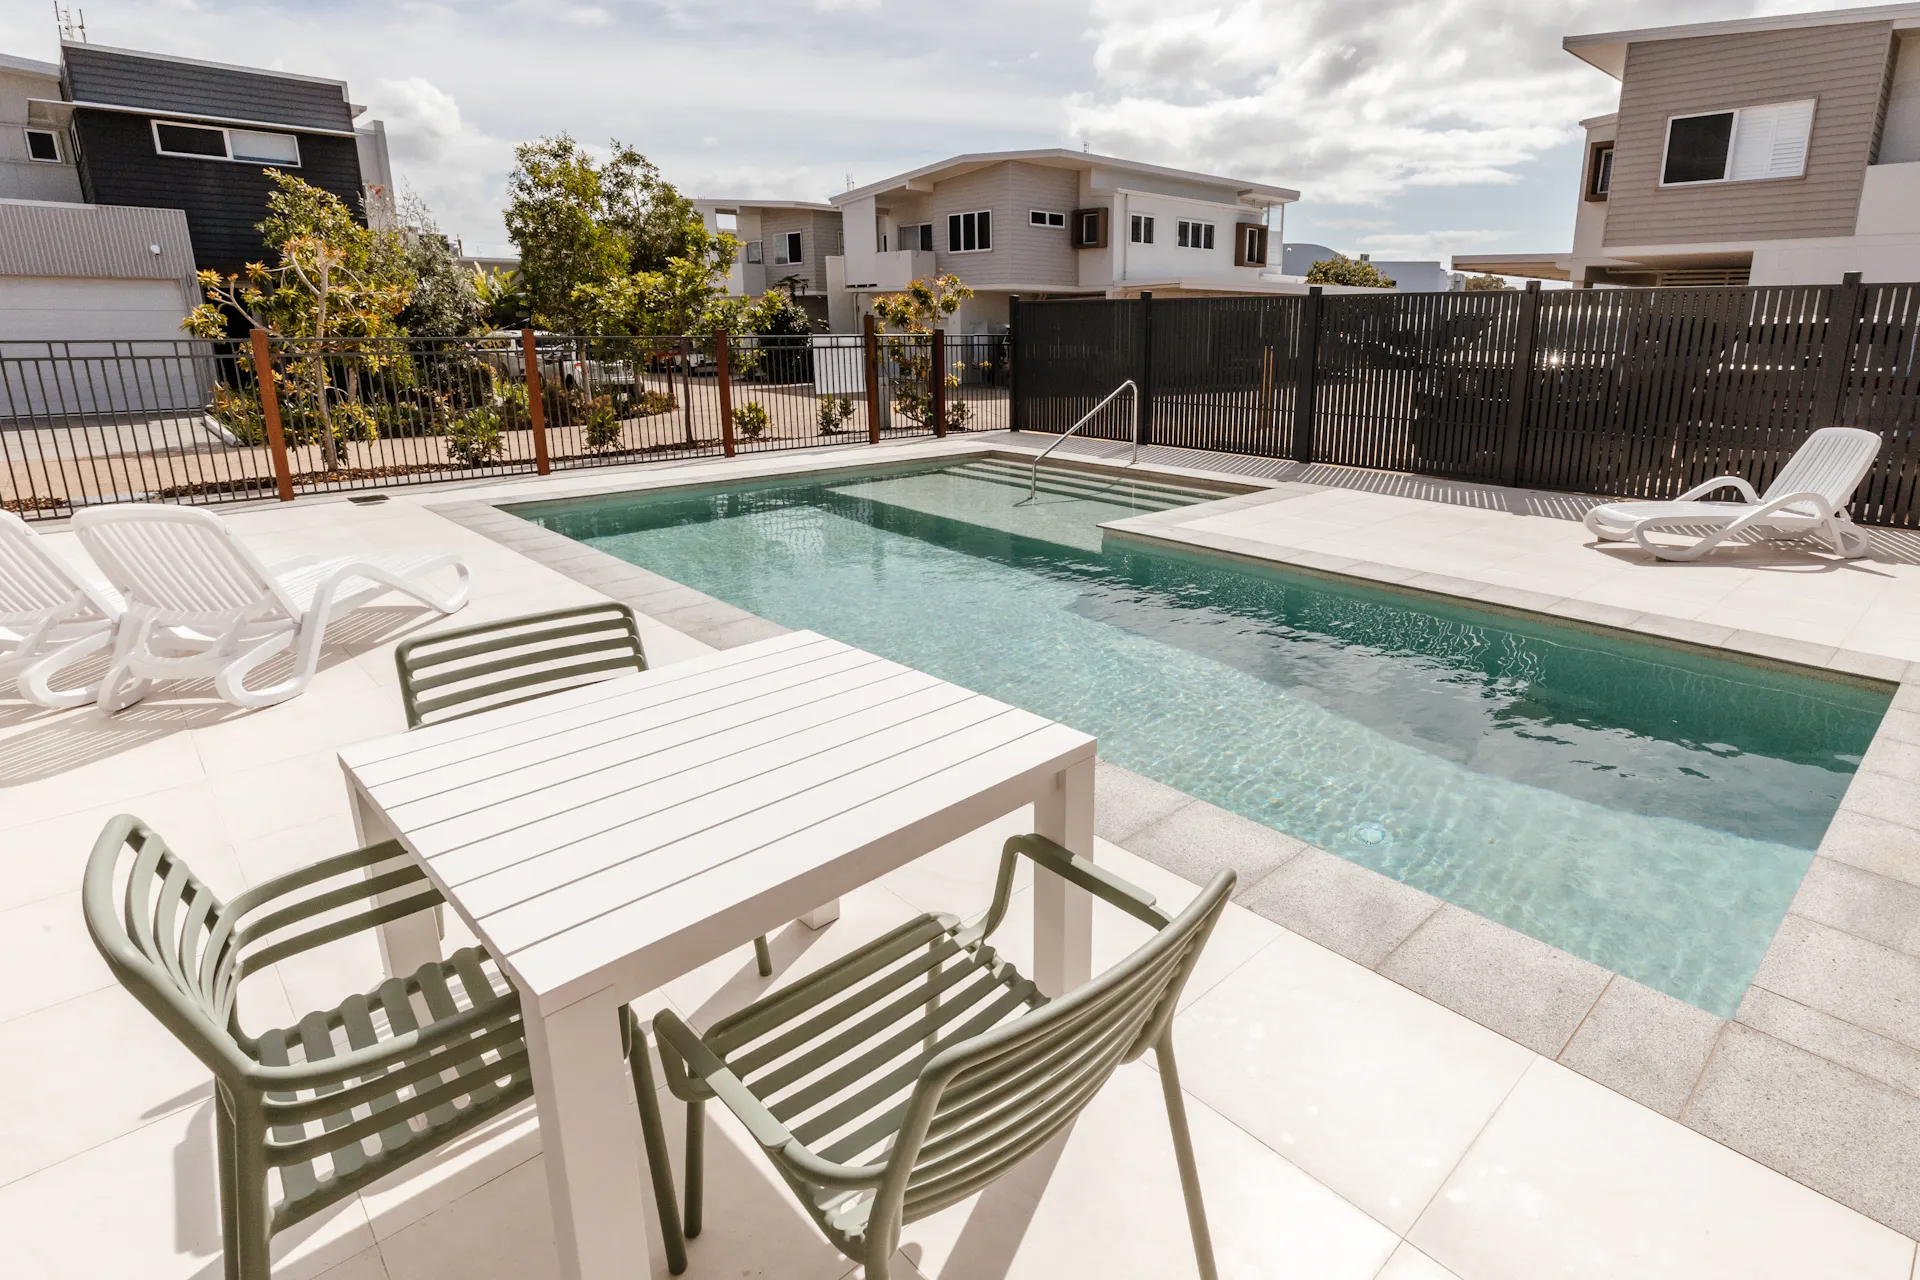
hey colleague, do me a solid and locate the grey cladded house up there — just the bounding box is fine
[1460,2,1920,287]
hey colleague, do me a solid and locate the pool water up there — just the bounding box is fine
[512,458,1891,1016]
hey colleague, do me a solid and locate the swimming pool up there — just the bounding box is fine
[511,457,1891,1016]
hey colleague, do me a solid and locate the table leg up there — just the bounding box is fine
[349,782,443,979]
[800,900,841,929]
[526,988,662,1280]
[1032,755,1095,998]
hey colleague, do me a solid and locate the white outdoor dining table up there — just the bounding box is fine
[337,629,1097,1280]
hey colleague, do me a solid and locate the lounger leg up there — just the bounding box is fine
[752,934,773,978]
[1155,1038,1219,1280]
[621,1008,688,1276]
[15,627,113,709]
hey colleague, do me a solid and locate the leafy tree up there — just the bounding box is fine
[503,135,631,330]
[503,135,713,330]
[473,267,529,328]
[184,170,413,468]
[570,219,744,337]
[1462,273,1515,292]
[869,274,974,432]
[395,191,484,337]
[1305,254,1397,288]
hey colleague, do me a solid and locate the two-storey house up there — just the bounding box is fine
[693,198,842,328]
[826,149,1298,333]
[1459,3,1920,287]
[1,39,391,346]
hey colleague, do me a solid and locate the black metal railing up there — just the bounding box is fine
[0,327,1011,519]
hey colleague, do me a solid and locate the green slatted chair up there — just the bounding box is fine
[392,602,774,980]
[82,816,534,1280]
[638,834,1233,1280]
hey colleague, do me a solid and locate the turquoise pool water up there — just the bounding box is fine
[511,458,1890,1016]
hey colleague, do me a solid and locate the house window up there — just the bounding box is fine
[1587,142,1613,199]
[899,222,933,251]
[1071,208,1107,248]
[152,120,301,167]
[1661,100,1814,186]
[1029,210,1065,227]
[946,210,992,252]
[1234,223,1268,267]
[1176,220,1215,249]
[774,231,803,264]
[714,211,738,232]
[1130,214,1155,244]
[744,240,764,264]
[24,128,61,163]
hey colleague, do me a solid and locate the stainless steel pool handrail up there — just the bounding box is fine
[1018,379,1139,504]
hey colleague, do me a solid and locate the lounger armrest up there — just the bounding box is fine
[1676,475,1760,503]
[977,833,1170,944]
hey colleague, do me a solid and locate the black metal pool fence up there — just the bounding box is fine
[8,279,1919,528]
[1010,279,1920,529]
[0,327,1009,518]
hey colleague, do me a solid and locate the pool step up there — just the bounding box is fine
[947,458,1225,510]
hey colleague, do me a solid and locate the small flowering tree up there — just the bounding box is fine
[183,171,412,469]
[869,274,973,432]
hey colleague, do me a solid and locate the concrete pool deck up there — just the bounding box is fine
[4,436,1920,1278]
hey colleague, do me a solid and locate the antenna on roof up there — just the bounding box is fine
[845,172,854,192]
[53,2,87,41]
[1082,139,1089,152]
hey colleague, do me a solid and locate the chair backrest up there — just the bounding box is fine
[394,602,647,728]
[0,509,116,620]
[1763,427,1882,506]
[875,868,1233,1236]
[71,504,298,623]
[84,814,442,1082]
[83,815,251,1080]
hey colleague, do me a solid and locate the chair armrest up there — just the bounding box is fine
[651,1010,886,1191]
[976,834,1170,944]
[242,990,523,1093]
[1676,475,1759,502]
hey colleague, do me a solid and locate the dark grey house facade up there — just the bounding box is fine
[53,44,369,278]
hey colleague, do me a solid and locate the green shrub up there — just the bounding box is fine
[817,394,854,436]
[631,388,676,417]
[445,405,505,466]
[733,400,771,441]
[208,384,266,445]
[583,394,623,451]
[1305,254,1396,288]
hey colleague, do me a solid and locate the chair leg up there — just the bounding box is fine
[620,1007,688,1275]
[684,1098,706,1239]
[1154,1038,1218,1280]
[223,1093,276,1280]
[214,1087,243,1280]
[753,934,773,978]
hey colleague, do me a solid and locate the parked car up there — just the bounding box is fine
[477,331,592,390]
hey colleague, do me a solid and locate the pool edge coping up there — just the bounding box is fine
[428,442,1920,1243]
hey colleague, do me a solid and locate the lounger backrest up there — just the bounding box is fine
[0,510,113,618]
[72,505,298,621]
[1763,427,1882,506]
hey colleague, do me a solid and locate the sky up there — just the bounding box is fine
[1,0,1871,264]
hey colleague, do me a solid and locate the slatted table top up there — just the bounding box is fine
[340,630,1095,1010]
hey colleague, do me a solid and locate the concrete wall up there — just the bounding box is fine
[0,62,82,202]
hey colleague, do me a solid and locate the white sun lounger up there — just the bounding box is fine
[73,505,470,711]
[0,510,125,708]
[1583,426,1881,562]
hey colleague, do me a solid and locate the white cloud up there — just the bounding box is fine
[1064,0,1830,205]
[1355,228,1512,262]
[367,77,513,251]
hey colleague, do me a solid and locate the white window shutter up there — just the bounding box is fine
[1767,99,1815,178]
[1729,100,1814,181]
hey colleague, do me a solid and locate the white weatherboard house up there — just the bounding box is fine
[825,149,1301,333]
[1458,2,1920,287]
[693,198,843,328]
